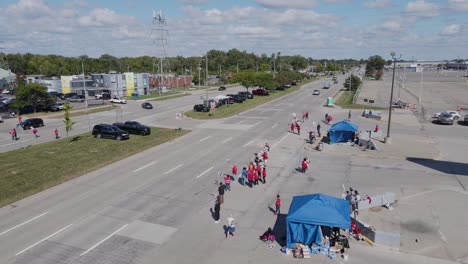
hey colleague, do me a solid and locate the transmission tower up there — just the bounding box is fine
[150,10,170,92]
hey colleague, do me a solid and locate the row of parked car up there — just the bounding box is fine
[193,89,269,112]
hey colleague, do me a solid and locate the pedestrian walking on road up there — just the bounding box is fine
[253,168,259,186]
[218,182,225,204]
[54,128,59,139]
[9,128,16,140]
[325,113,329,124]
[301,158,309,173]
[317,123,321,137]
[232,164,238,181]
[296,122,301,135]
[241,167,247,186]
[305,112,309,120]
[327,115,333,125]
[18,115,22,124]
[262,151,268,164]
[374,124,379,133]
[290,123,295,133]
[302,112,306,122]
[32,128,39,138]
[226,215,236,239]
[224,174,231,191]
[262,166,267,184]
[214,199,221,223]
[274,195,281,215]
[248,169,254,188]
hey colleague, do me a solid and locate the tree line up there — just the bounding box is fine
[1,49,362,78]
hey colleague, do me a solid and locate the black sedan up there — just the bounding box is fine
[142,102,153,109]
[194,104,210,112]
[218,86,226,91]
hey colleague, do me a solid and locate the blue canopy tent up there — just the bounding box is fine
[286,193,351,248]
[329,120,358,143]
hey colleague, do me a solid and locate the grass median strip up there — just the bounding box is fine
[148,93,190,101]
[335,90,385,110]
[184,79,314,119]
[0,128,190,207]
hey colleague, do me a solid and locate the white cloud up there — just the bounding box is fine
[5,0,52,18]
[78,8,135,27]
[447,0,468,11]
[255,0,315,9]
[179,0,210,4]
[440,24,461,35]
[405,1,439,17]
[363,0,391,8]
[324,0,350,3]
[382,21,401,31]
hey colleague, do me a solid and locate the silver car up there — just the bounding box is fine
[438,112,454,125]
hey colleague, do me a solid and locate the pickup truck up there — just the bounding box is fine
[95,93,110,99]
[252,88,269,96]
[112,121,151,136]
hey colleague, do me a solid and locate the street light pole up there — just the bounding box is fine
[385,52,401,144]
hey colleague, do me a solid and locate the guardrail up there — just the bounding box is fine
[352,84,362,104]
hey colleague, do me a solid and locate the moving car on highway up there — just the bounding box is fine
[313,90,320,95]
[142,102,153,109]
[194,104,210,112]
[438,112,455,125]
[20,118,44,129]
[110,97,127,104]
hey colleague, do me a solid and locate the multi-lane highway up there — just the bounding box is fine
[0,78,344,264]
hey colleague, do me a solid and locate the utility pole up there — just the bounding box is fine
[82,60,88,109]
[206,55,208,88]
[419,66,423,102]
[198,63,201,90]
[385,52,401,144]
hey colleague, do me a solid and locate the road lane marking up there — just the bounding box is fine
[133,160,158,173]
[222,137,232,144]
[199,136,211,142]
[242,140,254,148]
[196,167,214,179]
[164,164,183,175]
[271,123,278,129]
[272,133,289,150]
[16,224,73,256]
[79,224,128,256]
[0,212,48,237]
[253,121,262,126]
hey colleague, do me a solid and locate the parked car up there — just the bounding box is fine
[110,97,127,104]
[1,89,11,94]
[92,124,129,140]
[113,121,151,136]
[194,104,210,112]
[438,112,454,125]
[433,111,460,119]
[50,103,65,111]
[20,118,44,129]
[142,102,153,109]
[67,95,85,102]
[227,94,244,103]
[252,88,269,96]
[238,91,253,99]
[313,90,320,95]
[334,80,338,84]
[275,85,285,91]
[284,84,292,88]
[218,97,234,106]
[464,114,468,125]
[62,93,78,100]
[218,86,226,91]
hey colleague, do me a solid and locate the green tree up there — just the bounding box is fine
[365,55,385,79]
[255,72,274,89]
[63,102,76,137]
[233,71,256,91]
[260,63,270,72]
[344,75,362,91]
[12,82,53,113]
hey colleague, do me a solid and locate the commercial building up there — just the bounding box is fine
[92,72,150,97]
[0,67,16,89]
[25,75,62,93]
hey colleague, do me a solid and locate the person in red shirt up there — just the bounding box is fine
[374,124,379,133]
[224,174,231,191]
[296,122,301,135]
[54,128,59,139]
[262,166,267,184]
[232,164,238,182]
[256,164,262,184]
[261,151,268,164]
[327,115,333,124]
[247,170,254,188]
[290,123,295,133]
[301,158,309,173]
[305,112,309,120]
[275,195,281,215]
[32,128,39,138]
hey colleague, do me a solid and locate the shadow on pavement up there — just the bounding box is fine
[273,214,287,247]
[407,157,468,176]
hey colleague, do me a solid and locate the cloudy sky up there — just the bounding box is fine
[0,0,467,60]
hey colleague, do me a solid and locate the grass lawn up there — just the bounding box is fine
[0,128,190,207]
[185,79,315,119]
[335,90,385,110]
[69,105,115,117]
